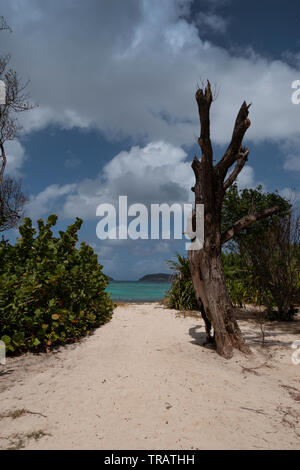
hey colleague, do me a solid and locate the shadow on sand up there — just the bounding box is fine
[188,325,216,351]
[188,307,300,351]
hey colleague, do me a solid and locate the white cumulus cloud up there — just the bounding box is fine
[4,140,27,178]
[25,141,194,220]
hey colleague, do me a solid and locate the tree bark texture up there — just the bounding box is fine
[188,81,279,358]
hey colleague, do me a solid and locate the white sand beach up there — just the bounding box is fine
[0,303,300,450]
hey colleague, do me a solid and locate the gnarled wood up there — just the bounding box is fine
[0,142,6,189]
[189,81,278,358]
[223,148,249,191]
[221,205,280,245]
[216,102,251,180]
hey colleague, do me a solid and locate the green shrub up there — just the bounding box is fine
[165,254,198,311]
[166,252,285,314]
[0,215,114,354]
[222,252,262,307]
[166,186,299,320]
[222,185,299,321]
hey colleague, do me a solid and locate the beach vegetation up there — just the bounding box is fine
[0,214,114,354]
[167,187,299,321]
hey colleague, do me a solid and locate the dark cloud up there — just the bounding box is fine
[0,0,299,148]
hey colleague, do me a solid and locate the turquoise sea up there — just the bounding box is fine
[106,281,171,302]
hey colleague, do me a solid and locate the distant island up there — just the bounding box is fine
[138,273,172,282]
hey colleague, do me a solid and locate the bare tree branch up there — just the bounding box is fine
[0,175,26,231]
[221,206,281,245]
[191,154,202,177]
[216,101,251,179]
[0,18,36,190]
[195,80,213,166]
[223,148,249,191]
[0,16,12,32]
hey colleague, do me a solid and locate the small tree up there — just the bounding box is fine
[239,213,299,320]
[0,16,35,202]
[222,184,299,320]
[0,176,27,231]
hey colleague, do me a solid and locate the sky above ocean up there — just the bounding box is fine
[1,0,300,279]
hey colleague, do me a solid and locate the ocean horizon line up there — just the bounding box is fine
[108,279,172,283]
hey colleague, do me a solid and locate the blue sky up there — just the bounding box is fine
[1,0,300,279]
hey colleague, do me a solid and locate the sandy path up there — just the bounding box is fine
[0,303,300,450]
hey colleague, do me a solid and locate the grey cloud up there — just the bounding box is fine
[195,12,229,34]
[25,140,194,219]
[0,0,299,150]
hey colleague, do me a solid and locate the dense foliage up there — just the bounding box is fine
[222,184,290,242]
[166,254,198,311]
[166,252,254,311]
[167,186,300,320]
[0,215,114,354]
[223,185,299,320]
[221,251,261,307]
[236,216,300,320]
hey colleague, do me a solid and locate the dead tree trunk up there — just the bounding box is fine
[0,142,6,217]
[189,81,280,358]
